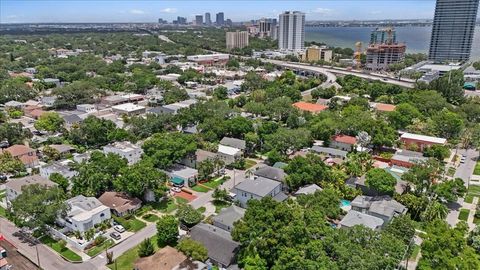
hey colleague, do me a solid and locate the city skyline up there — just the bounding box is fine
[1,1,443,24]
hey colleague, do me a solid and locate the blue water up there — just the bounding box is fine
[306,26,480,61]
[340,199,351,207]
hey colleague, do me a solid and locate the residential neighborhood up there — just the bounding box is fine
[1,1,480,269]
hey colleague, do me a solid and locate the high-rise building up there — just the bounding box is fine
[216,12,225,26]
[205,12,212,25]
[429,0,479,63]
[158,18,167,24]
[226,31,249,50]
[174,16,187,25]
[278,11,305,51]
[365,27,406,71]
[195,15,203,26]
[258,18,272,38]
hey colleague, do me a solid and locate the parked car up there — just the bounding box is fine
[110,232,121,240]
[114,225,125,233]
[170,187,181,193]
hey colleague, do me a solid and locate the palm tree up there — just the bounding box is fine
[421,201,448,222]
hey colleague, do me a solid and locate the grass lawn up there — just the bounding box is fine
[198,206,206,213]
[142,213,159,222]
[213,200,231,213]
[175,197,189,205]
[203,177,227,189]
[465,195,475,204]
[107,236,158,270]
[468,185,480,197]
[148,199,177,213]
[409,244,420,260]
[40,235,82,262]
[113,216,146,232]
[474,216,480,225]
[191,185,210,193]
[86,239,114,257]
[474,161,480,175]
[245,159,257,169]
[459,209,470,221]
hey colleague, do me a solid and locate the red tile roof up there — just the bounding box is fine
[4,145,35,157]
[293,102,328,113]
[332,135,357,145]
[374,103,396,112]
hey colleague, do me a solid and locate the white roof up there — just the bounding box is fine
[112,103,145,112]
[400,132,447,144]
[218,145,241,156]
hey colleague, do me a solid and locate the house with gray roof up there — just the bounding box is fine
[233,177,287,208]
[351,195,407,224]
[253,166,286,183]
[219,137,246,151]
[62,114,83,129]
[190,223,240,268]
[339,210,384,230]
[5,175,56,205]
[212,205,245,232]
[294,184,323,196]
[311,146,348,160]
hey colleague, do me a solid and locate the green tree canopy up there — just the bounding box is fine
[142,132,197,169]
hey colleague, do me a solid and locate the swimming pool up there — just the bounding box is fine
[340,199,351,207]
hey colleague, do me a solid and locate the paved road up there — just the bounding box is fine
[264,60,415,89]
[446,148,478,226]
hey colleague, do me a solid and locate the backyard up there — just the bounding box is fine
[40,235,82,262]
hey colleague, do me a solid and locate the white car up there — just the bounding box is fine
[171,187,181,193]
[114,225,126,233]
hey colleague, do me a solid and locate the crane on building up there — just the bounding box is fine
[355,41,363,69]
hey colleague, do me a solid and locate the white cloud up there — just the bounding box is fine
[312,8,334,16]
[160,8,177,14]
[370,11,382,15]
[129,9,145,15]
[7,15,18,19]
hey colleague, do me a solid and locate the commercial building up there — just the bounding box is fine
[216,12,225,26]
[400,132,447,151]
[173,16,187,25]
[302,45,333,62]
[226,31,249,50]
[205,12,212,25]
[258,18,277,39]
[111,103,146,116]
[429,0,479,63]
[195,15,203,26]
[278,11,305,51]
[365,27,406,71]
[186,53,230,66]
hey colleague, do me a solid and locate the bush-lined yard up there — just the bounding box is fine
[86,239,114,257]
[458,209,470,221]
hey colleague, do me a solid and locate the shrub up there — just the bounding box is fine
[94,235,106,246]
[138,238,154,257]
[177,238,208,261]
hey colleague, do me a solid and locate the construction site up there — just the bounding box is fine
[364,27,406,71]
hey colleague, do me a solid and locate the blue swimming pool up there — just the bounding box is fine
[340,199,351,207]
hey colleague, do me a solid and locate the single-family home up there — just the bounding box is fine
[311,146,348,160]
[351,195,407,224]
[5,175,56,205]
[219,137,246,151]
[370,102,396,112]
[58,195,111,233]
[103,141,143,164]
[167,165,199,187]
[293,102,328,114]
[390,150,428,168]
[190,223,240,268]
[400,132,447,152]
[294,184,323,196]
[212,205,245,232]
[218,137,246,165]
[39,160,77,179]
[339,210,384,230]
[63,114,83,129]
[351,173,408,196]
[252,165,287,191]
[76,104,97,114]
[41,96,57,107]
[330,135,357,152]
[233,177,287,208]
[1,145,39,168]
[46,144,75,156]
[98,191,142,217]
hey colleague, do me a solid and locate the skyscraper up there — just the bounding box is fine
[195,15,203,26]
[216,12,225,26]
[429,0,479,63]
[226,31,249,50]
[205,12,212,25]
[278,11,305,51]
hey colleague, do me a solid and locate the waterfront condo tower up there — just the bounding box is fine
[429,0,479,63]
[278,11,305,52]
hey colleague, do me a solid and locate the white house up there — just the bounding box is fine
[58,195,111,233]
[233,177,287,208]
[111,103,146,116]
[39,160,77,179]
[217,145,242,165]
[103,141,143,164]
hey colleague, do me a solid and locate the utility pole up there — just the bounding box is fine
[35,244,41,268]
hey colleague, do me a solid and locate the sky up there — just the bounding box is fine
[1,0,439,24]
